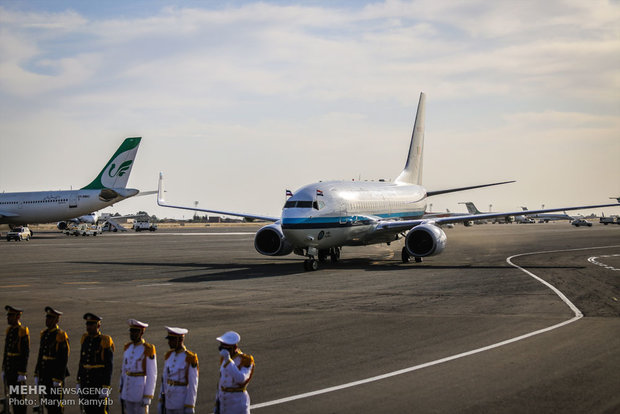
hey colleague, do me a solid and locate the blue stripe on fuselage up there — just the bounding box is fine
[281,211,424,229]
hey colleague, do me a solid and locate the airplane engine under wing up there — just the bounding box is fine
[405,223,447,257]
[57,221,68,230]
[254,223,294,256]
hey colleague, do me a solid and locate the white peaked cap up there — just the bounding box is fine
[217,331,241,345]
[128,319,148,329]
[165,326,188,337]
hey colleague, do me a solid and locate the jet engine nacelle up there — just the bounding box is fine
[254,223,294,256]
[57,221,68,230]
[405,223,447,257]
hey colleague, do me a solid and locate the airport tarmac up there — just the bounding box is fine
[1,223,619,413]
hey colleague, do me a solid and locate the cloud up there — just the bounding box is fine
[0,1,618,216]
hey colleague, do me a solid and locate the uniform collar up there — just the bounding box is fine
[133,338,145,345]
[174,345,186,354]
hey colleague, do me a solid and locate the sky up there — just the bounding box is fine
[1,0,619,219]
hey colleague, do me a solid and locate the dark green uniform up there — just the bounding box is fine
[3,306,29,414]
[35,325,69,413]
[77,313,114,414]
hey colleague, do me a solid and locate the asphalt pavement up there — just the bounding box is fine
[1,223,619,413]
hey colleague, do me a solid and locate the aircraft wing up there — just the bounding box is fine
[426,180,515,197]
[379,202,620,233]
[157,173,279,222]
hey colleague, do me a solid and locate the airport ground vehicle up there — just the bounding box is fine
[6,226,31,241]
[599,216,620,225]
[66,223,102,236]
[571,219,592,227]
[132,219,157,231]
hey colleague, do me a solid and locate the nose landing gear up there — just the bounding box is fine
[303,247,342,271]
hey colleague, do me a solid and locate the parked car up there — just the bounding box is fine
[6,226,32,241]
[571,219,592,227]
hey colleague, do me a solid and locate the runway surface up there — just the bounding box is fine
[1,223,619,413]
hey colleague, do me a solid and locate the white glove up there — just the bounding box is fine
[219,349,230,359]
[184,408,194,414]
[99,388,109,399]
[17,374,27,382]
[142,398,151,406]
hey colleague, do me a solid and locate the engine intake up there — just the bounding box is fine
[254,223,293,256]
[405,223,447,257]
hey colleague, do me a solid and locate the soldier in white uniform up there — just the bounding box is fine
[214,331,255,414]
[119,319,157,414]
[158,327,199,414]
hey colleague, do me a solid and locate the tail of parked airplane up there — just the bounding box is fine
[82,137,142,190]
[462,202,483,215]
[395,92,426,185]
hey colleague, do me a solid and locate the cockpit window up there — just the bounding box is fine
[283,200,316,209]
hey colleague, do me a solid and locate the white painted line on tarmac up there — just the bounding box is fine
[251,244,619,410]
[587,254,620,271]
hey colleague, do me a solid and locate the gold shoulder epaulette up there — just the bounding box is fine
[101,335,115,351]
[56,329,69,343]
[143,342,156,358]
[185,350,199,367]
[239,353,254,368]
[18,326,29,337]
[40,329,47,338]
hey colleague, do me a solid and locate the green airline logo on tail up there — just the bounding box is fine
[82,137,142,190]
[108,160,133,178]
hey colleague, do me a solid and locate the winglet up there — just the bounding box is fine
[157,172,165,204]
[395,92,426,185]
[82,137,141,190]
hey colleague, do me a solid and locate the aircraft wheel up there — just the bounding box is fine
[304,259,318,271]
[330,247,341,263]
[415,256,423,263]
[401,247,410,263]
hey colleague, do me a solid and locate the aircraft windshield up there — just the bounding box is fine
[284,200,317,209]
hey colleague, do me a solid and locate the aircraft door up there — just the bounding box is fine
[69,194,78,208]
[339,203,348,224]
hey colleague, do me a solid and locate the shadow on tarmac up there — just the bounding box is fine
[70,259,584,283]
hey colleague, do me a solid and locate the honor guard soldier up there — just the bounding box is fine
[158,327,198,414]
[77,313,114,414]
[214,331,255,414]
[2,306,30,414]
[34,306,70,414]
[119,319,157,414]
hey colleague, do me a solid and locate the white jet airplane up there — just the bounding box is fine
[0,137,142,229]
[157,93,619,270]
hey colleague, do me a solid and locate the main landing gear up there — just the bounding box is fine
[401,247,422,264]
[303,247,341,271]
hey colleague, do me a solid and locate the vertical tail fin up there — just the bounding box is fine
[395,92,426,185]
[460,202,482,215]
[82,137,141,189]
